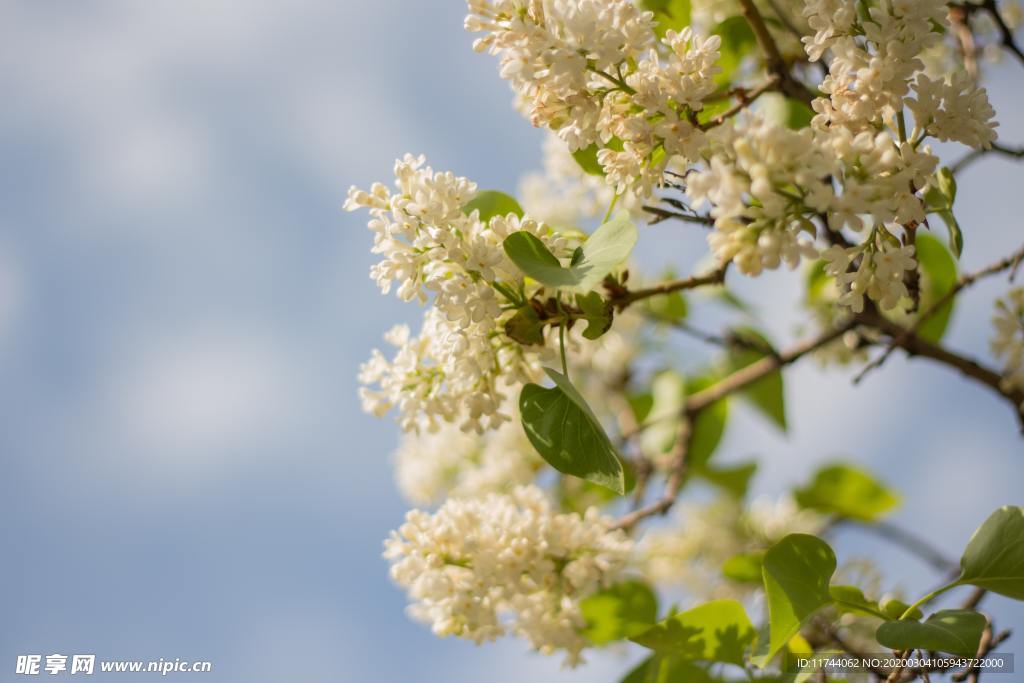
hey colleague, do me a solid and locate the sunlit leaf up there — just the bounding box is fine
[876,609,986,657]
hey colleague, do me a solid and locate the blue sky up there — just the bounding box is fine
[1,2,1021,681]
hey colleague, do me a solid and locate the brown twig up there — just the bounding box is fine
[642,205,714,227]
[857,309,1024,431]
[612,267,728,308]
[699,75,781,130]
[977,0,1024,67]
[853,243,1024,385]
[737,0,816,107]
[612,416,691,531]
[951,141,1024,175]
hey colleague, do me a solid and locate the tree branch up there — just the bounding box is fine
[737,0,815,107]
[951,141,1024,175]
[857,310,1024,431]
[611,267,728,308]
[853,242,1024,383]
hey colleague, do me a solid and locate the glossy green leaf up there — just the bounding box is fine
[575,291,614,340]
[722,553,764,584]
[631,600,756,666]
[462,190,523,222]
[698,461,757,498]
[955,505,1024,599]
[647,291,689,323]
[727,329,786,431]
[759,534,837,666]
[924,168,963,258]
[914,232,958,343]
[519,368,625,494]
[582,581,659,645]
[502,212,638,292]
[876,609,986,657]
[793,463,900,522]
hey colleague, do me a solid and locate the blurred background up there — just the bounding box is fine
[1,2,1021,681]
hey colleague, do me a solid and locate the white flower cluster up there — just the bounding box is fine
[686,116,827,276]
[384,485,634,666]
[805,0,998,147]
[822,238,917,314]
[466,0,720,196]
[347,155,569,433]
[394,409,541,506]
[991,288,1024,398]
[908,73,999,149]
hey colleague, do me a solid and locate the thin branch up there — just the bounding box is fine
[612,267,728,307]
[737,0,815,107]
[977,0,1024,67]
[612,416,691,531]
[854,242,1024,383]
[699,75,781,130]
[951,141,1024,174]
[857,310,1024,431]
[642,205,714,227]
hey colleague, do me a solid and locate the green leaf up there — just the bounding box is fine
[698,461,757,498]
[914,231,958,343]
[462,190,523,222]
[876,609,986,657]
[582,581,659,645]
[727,329,786,431]
[502,212,638,292]
[935,210,964,259]
[759,534,837,666]
[629,392,655,423]
[575,291,614,340]
[572,143,605,176]
[686,374,729,468]
[640,0,692,38]
[712,16,756,85]
[879,597,923,621]
[504,306,545,345]
[631,600,757,666]
[829,585,887,619]
[793,463,900,522]
[722,553,764,584]
[955,505,1024,600]
[621,655,713,683]
[519,368,625,494]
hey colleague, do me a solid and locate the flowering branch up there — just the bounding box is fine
[857,309,1024,430]
[854,242,1024,383]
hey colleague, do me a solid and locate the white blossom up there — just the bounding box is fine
[907,73,999,149]
[991,288,1024,399]
[384,485,634,666]
[466,0,720,196]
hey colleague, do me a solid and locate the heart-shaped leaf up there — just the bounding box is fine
[758,534,836,666]
[955,505,1024,600]
[876,609,986,657]
[503,212,638,292]
[631,600,757,666]
[575,291,614,340]
[582,581,658,645]
[519,368,625,494]
[793,463,900,522]
[462,190,523,222]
